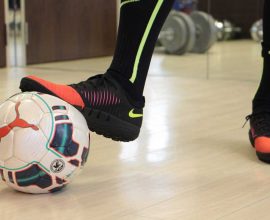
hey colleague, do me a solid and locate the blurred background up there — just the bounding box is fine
[0,0,264,81]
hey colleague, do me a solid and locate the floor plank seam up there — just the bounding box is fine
[215,195,270,220]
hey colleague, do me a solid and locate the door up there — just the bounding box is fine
[0,0,6,67]
[25,0,117,64]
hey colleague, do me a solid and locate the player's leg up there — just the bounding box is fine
[248,0,270,162]
[20,0,175,142]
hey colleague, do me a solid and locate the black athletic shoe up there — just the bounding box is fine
[20,74,144,142]
[246,112,270,163]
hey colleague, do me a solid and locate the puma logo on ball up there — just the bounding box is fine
[0,102,39,142]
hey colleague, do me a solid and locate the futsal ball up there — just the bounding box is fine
[0,92,90,194]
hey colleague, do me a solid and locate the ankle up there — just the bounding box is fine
[252,98,270,114]
[105,70,145,107]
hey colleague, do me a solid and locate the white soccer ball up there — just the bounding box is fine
[0,92,90,194]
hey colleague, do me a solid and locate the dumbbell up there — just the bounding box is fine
[158,11,195,55]
[250,19,263,42]
[191,11,217,53]
[215,20,241,41]
[158,10,217,55]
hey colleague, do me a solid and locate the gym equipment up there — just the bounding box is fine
[158,10,217,55]
[250,19,263,42]
[159,11,195,55]
[215,20,242,41]
[190,11,216,53]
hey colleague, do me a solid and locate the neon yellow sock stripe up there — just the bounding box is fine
[130,0,164,83]
[121,0,141,8]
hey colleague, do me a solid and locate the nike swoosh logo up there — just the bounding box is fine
[129,109,143,118]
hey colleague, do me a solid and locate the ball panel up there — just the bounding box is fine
[68,106,89,133]
[68,159,80,167]
[0,131,14,162]
[73,129,90,153]
[7,171,15,183]
[31,93,54,114]
[0,169,5,182]
[15,100,44,125]
[39,113,54,140]
[15,164,53,189]
[49,184,67,193]
[0,100,15,124]
[50,123,79,157]
[8,93,33,103]
[14,129,48,163]
[4,157,27,170]
[81,147,90,167]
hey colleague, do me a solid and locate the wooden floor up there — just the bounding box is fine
[0,40,268,220]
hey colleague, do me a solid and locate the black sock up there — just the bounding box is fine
[106,0,174,103]
[253,0,270,113]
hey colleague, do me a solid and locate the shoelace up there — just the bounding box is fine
[244,112,270,135]
[243,114,253,128]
